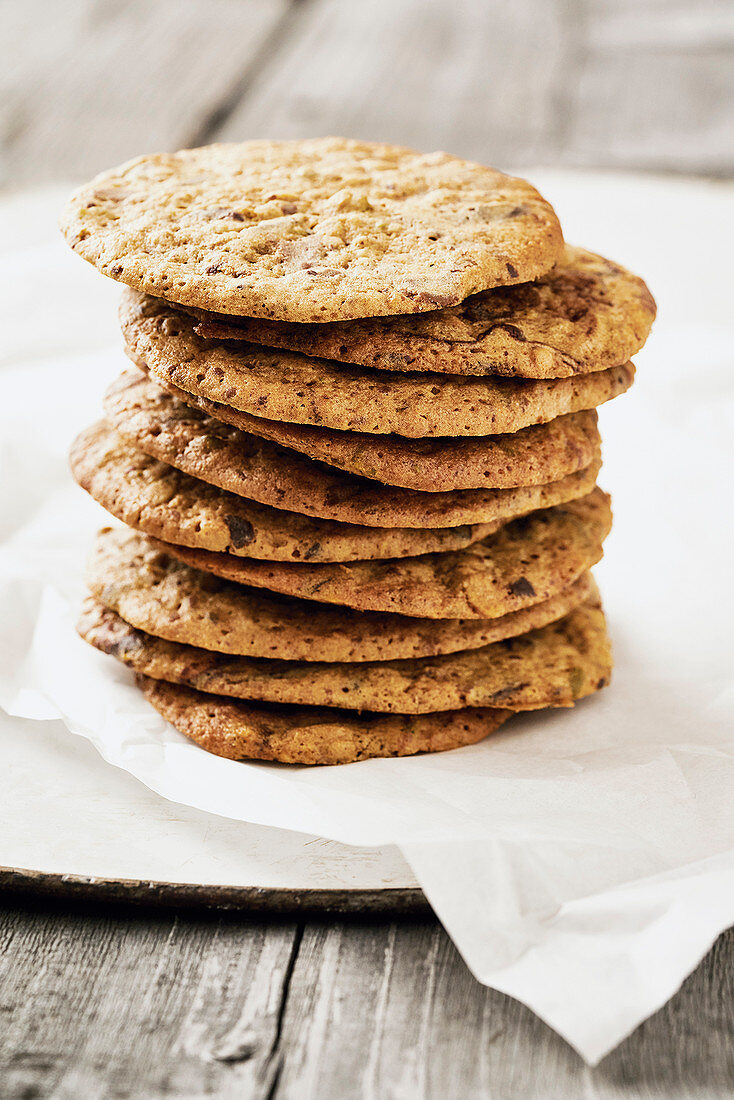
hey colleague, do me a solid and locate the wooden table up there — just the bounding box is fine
[2,894,733,1098]
[2,1,733,1094]
[4,0,734,185]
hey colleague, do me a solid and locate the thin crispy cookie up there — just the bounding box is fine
[189,246,656,378]
[103,371,602,529]
[161,380,602,492]
[106,369,598,503]
[122,290,635,438]
[137,676,513,765]
[157,489,612,619]
[80,577,606,716]
[60,138,563,322]
[71,422,507,561]
[87,528,593,663]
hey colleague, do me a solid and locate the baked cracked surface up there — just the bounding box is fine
[61,138,563,322]
[188,246,655,377]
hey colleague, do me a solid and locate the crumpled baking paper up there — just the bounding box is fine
[1,175,733,1064]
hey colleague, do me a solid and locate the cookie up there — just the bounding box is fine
[158,489,611,618]
[163,379,601,493]
[87,528,593,662]
[136,676,512,764]
[189,246,656,378]
[71,422,505,561]
[123,290,635,437]
[104,371,602,528]
[81,583,608,716]
[60,138,563,323]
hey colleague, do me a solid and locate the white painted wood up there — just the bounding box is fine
[566,0,734,173]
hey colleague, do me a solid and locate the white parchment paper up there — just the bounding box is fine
[0,176,732,1063]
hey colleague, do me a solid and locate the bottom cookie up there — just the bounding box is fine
[136,675,512,765]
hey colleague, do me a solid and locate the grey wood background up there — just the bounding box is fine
[2,0,734,186]
[2,1,733,1097]
[2,899,734,1099]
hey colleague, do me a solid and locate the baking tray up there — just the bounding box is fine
[0,712,427,914]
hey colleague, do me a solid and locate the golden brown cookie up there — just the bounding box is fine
[189,246,656,378]
[136,675,512,765]
[81,583,609,716]
[162,379,601,492]
[158,489,611,618]
[122,290,635,437]
[60,138,563,322]
[104,371,602,528]
[108,365,603,499]
[70,422,508,561]
[87,528,593,662]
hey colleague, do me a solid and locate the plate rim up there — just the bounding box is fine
[0,865,430,915]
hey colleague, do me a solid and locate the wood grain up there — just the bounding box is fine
[1,902,733,1098]
[217,0,566,165]
[0,901,301,1097]
[221,0,734,175]
[0,0,291,186]
[2,0,733,184]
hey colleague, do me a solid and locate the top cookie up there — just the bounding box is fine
[59,138,563,322]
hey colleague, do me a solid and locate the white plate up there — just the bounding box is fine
[0,711,423,912]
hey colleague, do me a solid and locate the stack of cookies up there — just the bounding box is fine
[61,139,655,765]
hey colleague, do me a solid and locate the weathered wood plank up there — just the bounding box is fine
[564,0,734,174]
[1,903,733,1098]
[3,0,732,183]
[216,0,565,167]
[247,921,734,1099]
[0,902,301,1098]
[272,920,584,1097]
[216,0,734,175]
[0,0,291,186]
